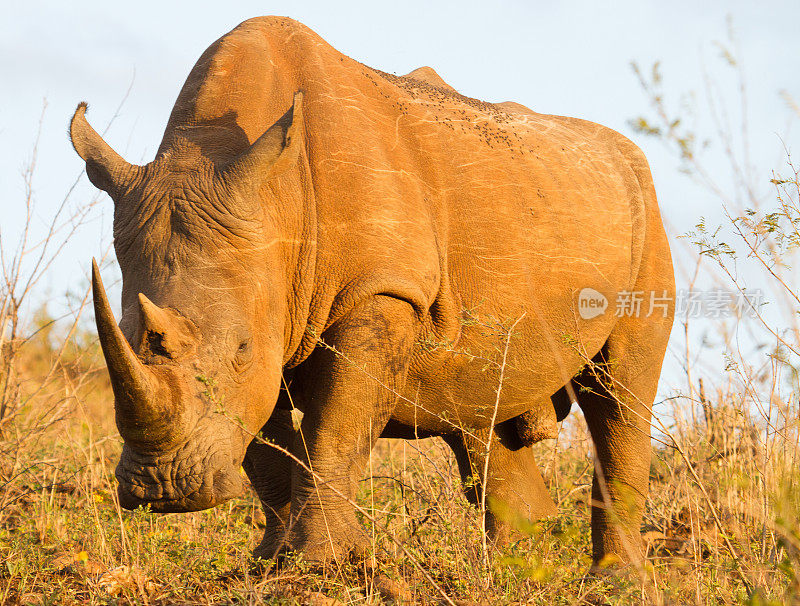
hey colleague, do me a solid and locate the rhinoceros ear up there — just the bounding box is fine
[221,91,305,187]
[69,103,142,197]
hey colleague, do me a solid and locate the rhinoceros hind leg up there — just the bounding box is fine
[575,337,664,568]
[444,427,557,547]
[575,210,673,567]
[552,384,573,421]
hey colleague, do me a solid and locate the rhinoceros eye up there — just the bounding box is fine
[233,338,253,370]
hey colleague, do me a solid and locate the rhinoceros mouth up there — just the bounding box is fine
[115,438,244,513]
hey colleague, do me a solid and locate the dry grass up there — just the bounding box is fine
[0,324,796,604]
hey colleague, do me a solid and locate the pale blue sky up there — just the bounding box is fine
[1,0,799,391]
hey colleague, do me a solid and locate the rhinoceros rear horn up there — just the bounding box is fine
[70,103,141,197]
[221,91,304,186]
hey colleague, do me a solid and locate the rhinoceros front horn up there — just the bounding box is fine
[92,260,175,447]
[70,103,141,197]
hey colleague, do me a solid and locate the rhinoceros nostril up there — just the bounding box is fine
[146,330,172,358]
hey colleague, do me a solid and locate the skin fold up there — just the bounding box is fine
[71,16,674,567]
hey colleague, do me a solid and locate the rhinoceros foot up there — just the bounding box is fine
[257,509,372,567]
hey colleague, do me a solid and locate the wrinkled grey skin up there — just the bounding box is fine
[71,17,674,568]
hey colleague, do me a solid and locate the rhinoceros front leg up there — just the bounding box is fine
[243,407,297,561]
[284,295,417,564]
[444,423,557,547]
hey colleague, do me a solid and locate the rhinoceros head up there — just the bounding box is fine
[70,94,305,513]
